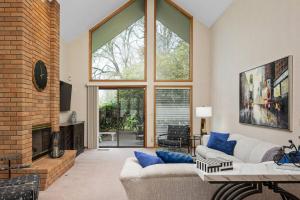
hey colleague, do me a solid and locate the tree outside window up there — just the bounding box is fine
[92,18,145,80]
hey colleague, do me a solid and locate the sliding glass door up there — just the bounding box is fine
[98,87,145,148]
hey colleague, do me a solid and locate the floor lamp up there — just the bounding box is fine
[196,107,212,135]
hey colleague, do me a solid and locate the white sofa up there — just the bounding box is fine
[120,134,300,200]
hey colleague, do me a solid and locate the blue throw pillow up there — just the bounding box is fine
[207,132,230,148]
[208,137,237,155]
[134,151,164,168]
[156,151,194,163]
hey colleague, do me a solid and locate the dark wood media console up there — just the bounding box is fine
[60,121,85,156]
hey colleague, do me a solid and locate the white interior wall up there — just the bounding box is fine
[59,0,211,147]
[59,41,72,123]
[210,0,300,145]
[59,34,89,146]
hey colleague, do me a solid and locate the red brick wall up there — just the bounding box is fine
[0,0,60,164]
[30,0,51,127]
[50,0,60,132]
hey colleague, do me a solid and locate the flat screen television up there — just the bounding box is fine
[60,81,72,111]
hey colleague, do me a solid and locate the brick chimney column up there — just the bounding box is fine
[0,0,60,165]
[0,0,33,164]
[50,0,60,132]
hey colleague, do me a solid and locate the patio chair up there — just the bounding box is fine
[157,125,191,152]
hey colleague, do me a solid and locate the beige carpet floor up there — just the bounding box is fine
[39,148,152,200]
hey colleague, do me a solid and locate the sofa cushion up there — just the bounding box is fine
[140,163,198,179]
[229,134,279,163]
[207,137,237,155]
[156,151,194,163]
[134,151,164,168]
[206,152,243,163]
[120,157,198,180]
[229,134,261,162]
[196,145,216,158]
[196,145,243,163]
[207,132,229,148]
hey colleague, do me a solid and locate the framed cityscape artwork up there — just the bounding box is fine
[239,56,293,131]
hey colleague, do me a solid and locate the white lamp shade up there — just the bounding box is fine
[196,107,212,118]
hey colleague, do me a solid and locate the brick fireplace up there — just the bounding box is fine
[0,0,76,190]
[0,0,60,164]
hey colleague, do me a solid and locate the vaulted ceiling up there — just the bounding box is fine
[58,0,233,42]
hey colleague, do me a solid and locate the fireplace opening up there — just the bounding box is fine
[32,125,52,161]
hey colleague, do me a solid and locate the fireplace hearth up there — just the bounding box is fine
[32,125,52,161]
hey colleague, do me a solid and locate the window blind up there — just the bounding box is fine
[91,0,145,53]
[155,88,191,138]
[156,0,191,43]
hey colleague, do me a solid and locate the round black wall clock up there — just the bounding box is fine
[33,60,48,92]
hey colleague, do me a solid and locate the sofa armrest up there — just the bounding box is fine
[120,157,143,181]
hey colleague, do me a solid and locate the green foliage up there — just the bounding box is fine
[157,41,189,80]
[122,114,141,131]
[92,18,145,80]
[122,63,144,80]
[99,89,144,132]
[99,102,119,131]
[156,21,190,80]
[92,17,190,81]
